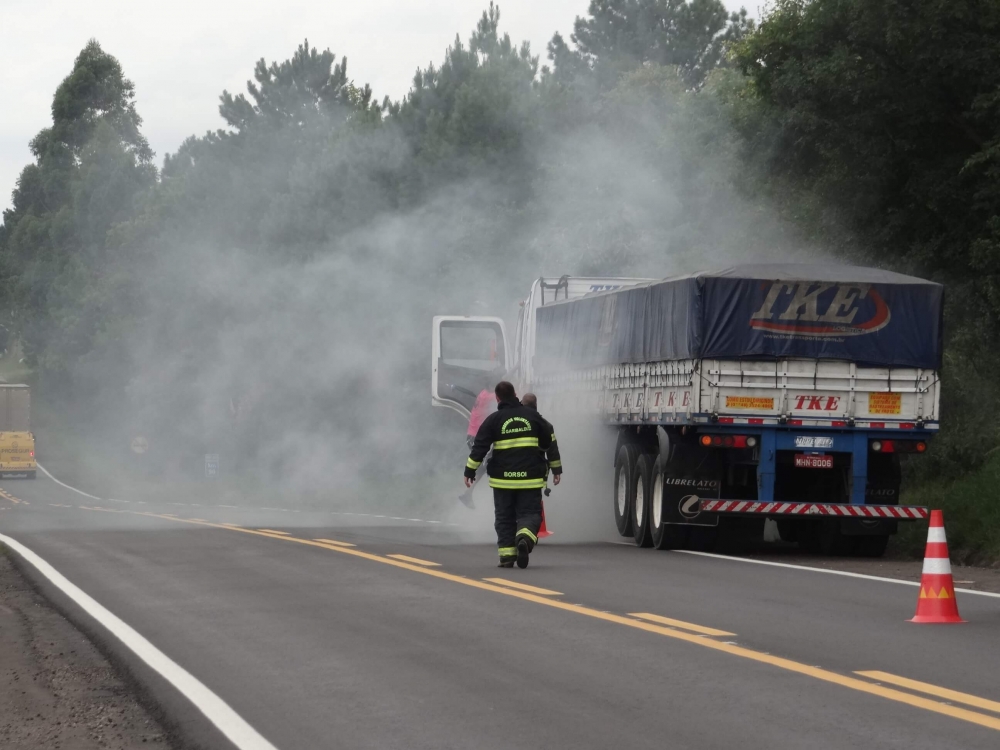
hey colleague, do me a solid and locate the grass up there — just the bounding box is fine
[892,455,1000,565]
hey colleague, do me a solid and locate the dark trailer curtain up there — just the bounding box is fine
[533,264,943,374]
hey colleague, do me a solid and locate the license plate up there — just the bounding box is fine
[795,454,833,469]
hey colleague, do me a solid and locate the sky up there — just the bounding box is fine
[0,0,757,213]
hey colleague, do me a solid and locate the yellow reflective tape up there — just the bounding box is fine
[517,528,538,544]
[551,433,557,442]
[498,547,517,557]
[548,460,562,468]
[466,457,482,470]
[489,478,547,489]
[494,437,540,450]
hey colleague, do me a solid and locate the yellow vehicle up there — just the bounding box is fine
[0,384,35,478]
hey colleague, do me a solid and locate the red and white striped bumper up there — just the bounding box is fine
[699,500,928,520]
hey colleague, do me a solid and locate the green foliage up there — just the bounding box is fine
[0,40,154,398]
[548,0,752,88]
[896,455,1000,564]
[396,3,541,196]
[219,40,379,134]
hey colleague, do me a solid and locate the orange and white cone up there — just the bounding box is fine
[909,510,965,624]
[537,499,552,539]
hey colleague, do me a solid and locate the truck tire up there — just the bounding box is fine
[800,520,852,556]
[853,534,890,558]
[631,453,654,547]
[614,444,639,537]
[649,454,689,550]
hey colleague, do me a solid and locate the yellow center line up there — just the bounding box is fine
[313,538,357,547]
[856,671,1000,714]
[629,613,736,637]
[86,508,1000,734]
[257,529,290,535]
[483,578,562,596]
[386,554,440,567]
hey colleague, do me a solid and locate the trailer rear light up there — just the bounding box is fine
[701,435,754,449]
[30,451,34,457]
[873,439,926,454]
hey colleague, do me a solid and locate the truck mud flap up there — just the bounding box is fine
[662,474,719,527]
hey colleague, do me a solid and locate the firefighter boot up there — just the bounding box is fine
[498,558,515,568]
[516,538,530,569]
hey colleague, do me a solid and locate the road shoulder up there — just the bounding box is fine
[0,546,174,749]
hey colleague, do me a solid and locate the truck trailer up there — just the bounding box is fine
[432,264,939,556]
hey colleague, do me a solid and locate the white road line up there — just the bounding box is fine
[0,533,279,750]
[36,463,103,501]
[675,550,1000,599]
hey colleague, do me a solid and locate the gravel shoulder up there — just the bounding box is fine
[0,547,174,749]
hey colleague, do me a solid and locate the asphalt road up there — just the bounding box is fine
[2,472,1000,750]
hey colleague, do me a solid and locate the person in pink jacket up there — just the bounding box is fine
[459,388,495,508]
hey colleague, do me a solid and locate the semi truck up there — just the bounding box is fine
[0,384,36,478]
[432,264,939,557]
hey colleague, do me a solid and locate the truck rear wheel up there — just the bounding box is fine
[649,455,690,550]
[614,444,638,537]
[799,520,852,556]
[853,534,890,557]
[631,453,654,547]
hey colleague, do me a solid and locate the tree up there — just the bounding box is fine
[219,40,379,135]
[0,40,154,396]
[394,3,540,197]
[548,0,752,89]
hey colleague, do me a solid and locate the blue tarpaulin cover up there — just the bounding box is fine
[534,264,943,372]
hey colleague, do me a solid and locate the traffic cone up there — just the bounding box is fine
[537,499,552,539]
[909,510,965,624]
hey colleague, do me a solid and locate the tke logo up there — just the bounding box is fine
[793,395,841,411]
[750,282,890,337]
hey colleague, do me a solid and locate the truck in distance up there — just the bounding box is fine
[0,384,36,479]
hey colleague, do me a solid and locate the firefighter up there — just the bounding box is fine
[458,387,495,509]
[464,381,560,568]
[520,392,562,483]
